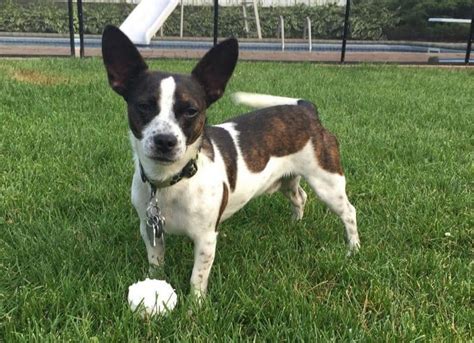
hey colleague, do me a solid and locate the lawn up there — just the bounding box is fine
[0,58,472,341]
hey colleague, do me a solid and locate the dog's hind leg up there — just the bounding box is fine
[304,171,360,254]
[280,176,307,220]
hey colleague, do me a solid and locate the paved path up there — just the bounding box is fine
[0,44,467,64]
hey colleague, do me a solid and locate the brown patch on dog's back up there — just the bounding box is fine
[216,183,229,231]
[230,106,312,172]
[230,104,343,175]
[205,126,237,191]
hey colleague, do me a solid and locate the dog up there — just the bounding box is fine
[102,25,360,299]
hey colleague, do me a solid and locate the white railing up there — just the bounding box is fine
[303,16,312,51]
[185,0,344,6]
[59,0,344,7]
[278,15,284,50]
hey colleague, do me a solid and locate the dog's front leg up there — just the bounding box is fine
[190,231,218,300]
[139,221,165,272]
[131,168,165,276]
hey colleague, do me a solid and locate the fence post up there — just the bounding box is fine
[67,0,75,57]
[77,0,85,58]
[213,0,219,46]
[465,14,473,64]
[341,0,351,63]
[180,0,184,38]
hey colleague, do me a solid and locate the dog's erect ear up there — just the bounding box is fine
[102,25,148,97]
[191,38,238,106]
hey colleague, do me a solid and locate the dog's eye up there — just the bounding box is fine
[136,102,156,113]
[183,107,199,118]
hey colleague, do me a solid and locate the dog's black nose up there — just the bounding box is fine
[153,134,178,153]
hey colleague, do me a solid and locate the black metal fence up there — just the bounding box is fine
[0,0,472,64]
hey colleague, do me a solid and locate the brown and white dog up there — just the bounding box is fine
[102,25,360,299]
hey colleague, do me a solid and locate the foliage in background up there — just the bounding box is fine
[0,1,348,38]
[171,5,351,39]
[350,1,400,40]
[371,0,472,41]
[0,1,71,34]
[0,0,471,41]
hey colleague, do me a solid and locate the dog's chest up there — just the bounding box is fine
[154,162,223,237]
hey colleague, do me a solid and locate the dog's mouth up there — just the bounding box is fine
[147,154,176,164]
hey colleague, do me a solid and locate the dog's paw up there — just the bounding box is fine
[291,188,307,221]
[189,286,206,306]
[346,240,361,257]
[148,264,166,279]
[291,209,304,221]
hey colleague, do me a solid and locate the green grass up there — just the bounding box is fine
[1,58,472,341]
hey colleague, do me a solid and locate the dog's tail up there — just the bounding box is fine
[232,91,316,112]
[232,92,299,108]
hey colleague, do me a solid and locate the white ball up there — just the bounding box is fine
[128,278,177,317]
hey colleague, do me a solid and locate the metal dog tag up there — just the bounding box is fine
[146,198,165,247]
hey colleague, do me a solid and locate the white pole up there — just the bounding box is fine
[280,16,285,51]
[307,17,312,51]
[428,18,471,24]
[253,0,262,39]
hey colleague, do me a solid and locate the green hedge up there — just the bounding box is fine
[0,0,470,41]
[0,1,133,35]
[0,1,398,40]
[380,0,472,41]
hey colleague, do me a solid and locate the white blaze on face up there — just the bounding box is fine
[141,76,186,160]
[159,76,176,122]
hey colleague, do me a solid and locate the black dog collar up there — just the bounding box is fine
[139,156,198,192]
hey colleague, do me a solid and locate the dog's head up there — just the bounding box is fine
[102,25,238,166]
